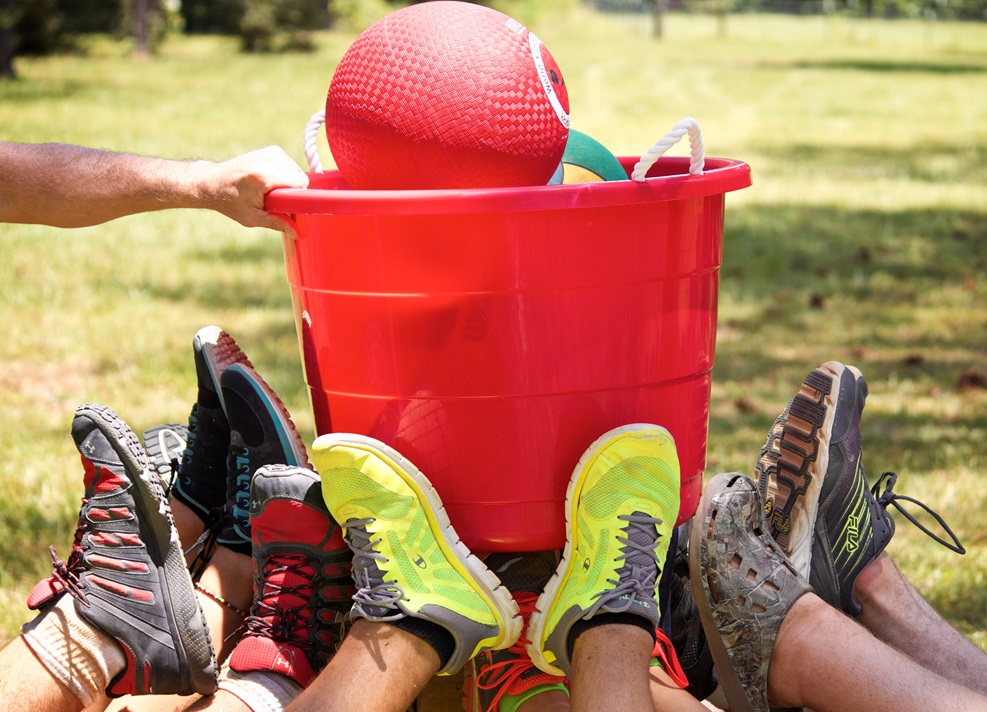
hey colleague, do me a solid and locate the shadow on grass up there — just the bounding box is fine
[750,141,986,184]
[787,59,987,74]
[0,77,90,103]
[146,240,292,310]
[722,202,986,295]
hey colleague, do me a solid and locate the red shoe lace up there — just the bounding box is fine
[46,498,91,603]
[651,627,689,689]
[474,591,566,712]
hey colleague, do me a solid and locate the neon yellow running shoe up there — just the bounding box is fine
[526,424,680,677]
[312,433,521,675]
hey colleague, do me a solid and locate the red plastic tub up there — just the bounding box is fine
[267,155,751,553]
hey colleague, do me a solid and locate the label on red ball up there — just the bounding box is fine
[527,32,570,130]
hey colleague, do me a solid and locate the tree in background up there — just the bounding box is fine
[240,0,333,52]
[0,0,14,78]
[124,0,164,55]
[181,0,245,34]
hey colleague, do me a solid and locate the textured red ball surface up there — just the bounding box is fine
[325,1,570,190]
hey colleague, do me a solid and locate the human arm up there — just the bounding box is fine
[0,143,309,232]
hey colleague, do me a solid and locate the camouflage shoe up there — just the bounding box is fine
[689,473,812,712]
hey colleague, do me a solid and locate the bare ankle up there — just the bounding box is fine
[852,551,896,611]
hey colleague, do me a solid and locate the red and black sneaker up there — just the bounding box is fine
[464,552,568,712]
[27,403,217,696]
[226,464,354,687]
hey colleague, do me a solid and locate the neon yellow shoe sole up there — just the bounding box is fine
[526,423,680,677]
[313,433,521,675]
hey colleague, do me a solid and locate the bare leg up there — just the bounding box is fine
[194,546,254,661]
[0,635,96,712]
[648,660,713,712]
[286,620,440,712]
[517,689,571,711]
[172,499,207,568]
[769,593,987,712]
[185,691,251,711]
[569,624,706,712]
[854,551,987,695]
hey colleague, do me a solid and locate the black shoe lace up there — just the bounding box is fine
[185,512,224,582]
[242,553,316,645]
[873,471,966,555]
[181,409,201,475]
[47,501,89,603]
[161,458,179,498]
[228,442,253,526]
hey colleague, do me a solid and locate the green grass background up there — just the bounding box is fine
[1,6,984,650]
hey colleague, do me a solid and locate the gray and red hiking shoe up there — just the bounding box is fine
[172,326,252,526]
[28,403,217,696]
[755,361,965,617]
[226,464,353,687]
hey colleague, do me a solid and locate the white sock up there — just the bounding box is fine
[218,663,304,712]
[20,594,126,707]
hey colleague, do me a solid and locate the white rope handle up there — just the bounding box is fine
[631,117,704,181]
[304,110,705,180]
[304,108,325,173]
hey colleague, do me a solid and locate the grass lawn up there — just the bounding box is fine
[1,5,984,656]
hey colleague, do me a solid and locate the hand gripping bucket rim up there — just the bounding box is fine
[268,117,752,553]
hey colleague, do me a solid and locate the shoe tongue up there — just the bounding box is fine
[597,512,661,625]
[347,525,402,618]
[254,498,332,549]
[229,635,316,688]
[262,566,313,611]
[26,577,63,610]
[617,511,659,578]
[194,357,222,410]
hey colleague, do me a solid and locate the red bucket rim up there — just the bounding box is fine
[265,156,751,217]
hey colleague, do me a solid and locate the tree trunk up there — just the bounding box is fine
[133,0,149,55]
[0,0,15,79]
[649,0,666,39]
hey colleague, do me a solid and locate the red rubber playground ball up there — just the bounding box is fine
[325,1,570,190]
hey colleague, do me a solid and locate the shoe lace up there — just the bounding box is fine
[185,514,223,582]
[243,553,317,645]
[591,512,663,614]
[652,627,690,690]
[226,443,254,527]
[345,519,406,620]
[873,472,966,554]
[161,458,179,498]
[475,591,563,712]
[181,408,202,475]
[47,501,90,603]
